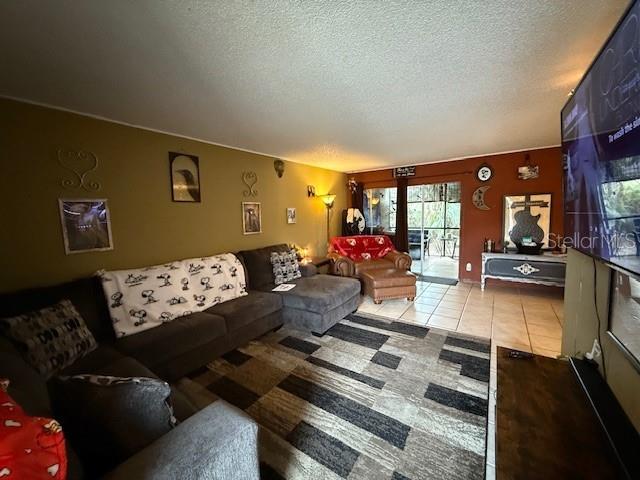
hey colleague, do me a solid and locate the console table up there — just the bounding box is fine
[481,252,566,290]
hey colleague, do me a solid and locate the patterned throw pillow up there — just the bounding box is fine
[0,300,97,378]
[270,249,302,285]
[50,374,176,477]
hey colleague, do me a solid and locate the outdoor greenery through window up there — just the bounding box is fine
[600,156,640,257]
[363,187,397,233]
[407,182,461,258]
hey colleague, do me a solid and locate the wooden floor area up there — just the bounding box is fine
[496,347,619,479]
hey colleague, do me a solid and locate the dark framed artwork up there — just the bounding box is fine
[242,202,262,235]
[58,199,114,254]
[503,193,552,249]
[169,152,201,202]
[287,207,296,224]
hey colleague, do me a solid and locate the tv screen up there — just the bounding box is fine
[561,0,640,277]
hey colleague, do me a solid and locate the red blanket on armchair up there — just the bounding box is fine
[329,235,394,262]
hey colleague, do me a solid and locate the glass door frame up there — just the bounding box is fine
[407,181,461,277]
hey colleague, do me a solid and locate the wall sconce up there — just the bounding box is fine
[274,159,285,178]
[320,194,336,242]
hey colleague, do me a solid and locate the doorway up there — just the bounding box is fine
[407,182,461,280]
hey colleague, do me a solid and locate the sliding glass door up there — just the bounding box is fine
[407,182,461,278]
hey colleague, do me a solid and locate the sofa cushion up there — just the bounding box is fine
[0,337,51,417]
[115,312,227,369]
[1,300,98,378]
[50,374,175,478]
[99,253,247,339]
[238,244,290,290]
[268,275,361,312]
[60,345,128,376]
[205,291,282,332]
[0,276,115,344]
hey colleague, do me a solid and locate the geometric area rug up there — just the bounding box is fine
[180,313,491,479]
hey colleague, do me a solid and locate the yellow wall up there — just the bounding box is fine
[0,98,347,292]
[562,248,640,431]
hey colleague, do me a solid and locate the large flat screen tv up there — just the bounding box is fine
[562,0,640,277]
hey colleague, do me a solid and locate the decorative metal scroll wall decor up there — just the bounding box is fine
[242,171,258,197]
[58,149,101,191]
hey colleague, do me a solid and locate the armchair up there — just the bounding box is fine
[328,235,412,278]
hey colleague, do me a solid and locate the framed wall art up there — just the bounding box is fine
[58,199,114,254]
[242,202,262,235]
[169,152,201,202]
[287,207,296,224]
[503,193,552,249]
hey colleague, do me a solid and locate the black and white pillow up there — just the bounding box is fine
[0,299,97,378]
[270,249,302,285]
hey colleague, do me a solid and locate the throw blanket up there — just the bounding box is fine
[99,253,247,338]
[329,235,394,262]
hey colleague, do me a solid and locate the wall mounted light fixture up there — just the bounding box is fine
[274,159,285,178]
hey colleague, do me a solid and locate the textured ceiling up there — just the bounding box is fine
[0,1,629,172]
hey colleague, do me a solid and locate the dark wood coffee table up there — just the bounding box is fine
[496,347,619,479]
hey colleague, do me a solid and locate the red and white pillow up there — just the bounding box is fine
[0,379,67,479]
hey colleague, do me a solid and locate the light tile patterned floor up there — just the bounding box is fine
[357,281,565,479]
[357,281,564,358]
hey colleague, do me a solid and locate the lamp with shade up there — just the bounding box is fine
[319,194,336,242]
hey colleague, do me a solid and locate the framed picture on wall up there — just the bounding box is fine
[242,202,262,235]
[287,207,296,224]
[503,193,552,249]
[58,199,114,254]
[169,151,201,202]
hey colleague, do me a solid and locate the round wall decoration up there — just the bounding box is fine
[472,186,491,210]
[476,163,493,182]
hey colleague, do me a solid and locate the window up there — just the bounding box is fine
[363,187,397,233]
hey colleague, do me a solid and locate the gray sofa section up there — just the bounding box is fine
[269,274,360,332]
[239,244,361,333]
[104,401,259,480]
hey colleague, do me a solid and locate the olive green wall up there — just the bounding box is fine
[562,248,640,431]
[0,98,347,292]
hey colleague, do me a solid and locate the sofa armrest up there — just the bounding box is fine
[385,250,412,271]
[103,400,259,480]
[327,252,355,277]
[299,263,317,277]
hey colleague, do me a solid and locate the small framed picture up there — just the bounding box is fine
[287,207,296,224]
[169,152,201,202]
[242,202,262,235]
[59,199,114,254]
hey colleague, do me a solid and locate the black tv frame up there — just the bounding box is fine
[560,0,640,280]
[607,264,640,374]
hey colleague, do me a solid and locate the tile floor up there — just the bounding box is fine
[410,255,459,280]
[357,280,564,357]
[357,281,565,480]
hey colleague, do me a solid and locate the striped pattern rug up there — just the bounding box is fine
[178,314,490,479]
